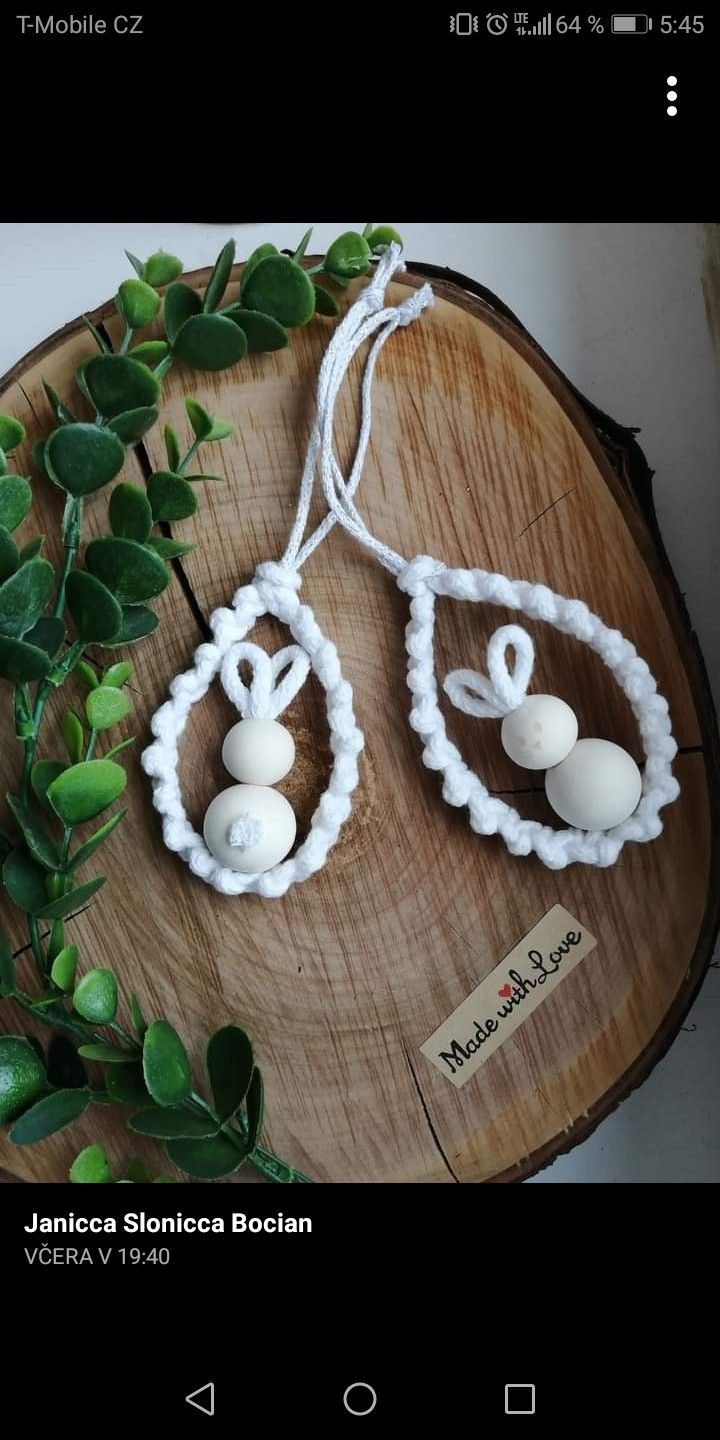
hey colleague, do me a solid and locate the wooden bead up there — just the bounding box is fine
[203,784,296,873]
[501,694,578,770]
[222,718,295,786]
[545,738,642,830]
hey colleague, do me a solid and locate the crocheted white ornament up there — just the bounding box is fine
[141,248,425,897]
[312,245,680,871]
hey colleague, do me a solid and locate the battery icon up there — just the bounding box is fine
[611,14,652,31]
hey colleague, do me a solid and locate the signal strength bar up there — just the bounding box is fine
[520,12,552,33]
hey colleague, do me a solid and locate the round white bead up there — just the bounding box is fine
[501,694,578,771]
[545,737,642,831]
[203,784,297,873]
[222,718,295,786]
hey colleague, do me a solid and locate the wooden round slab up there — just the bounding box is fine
[0,261,717,1184]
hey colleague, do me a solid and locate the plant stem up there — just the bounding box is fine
[154,354,175,381]
[177,438,201,475]
[119,327,133,355]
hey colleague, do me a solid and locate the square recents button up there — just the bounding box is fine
[505,1384,535,1416]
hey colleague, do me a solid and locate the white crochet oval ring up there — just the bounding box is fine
[398,556,680,870]
[142,562,363,897]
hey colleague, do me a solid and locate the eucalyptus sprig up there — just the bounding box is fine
[0,225,401,1182]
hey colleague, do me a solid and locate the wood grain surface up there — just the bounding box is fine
[0,260,717,1184]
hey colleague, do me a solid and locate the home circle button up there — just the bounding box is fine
[343,1382,377,1416]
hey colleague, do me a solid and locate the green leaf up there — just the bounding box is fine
[0,526,18,583]
[129,993,147,1043]
[365,225,403,253]
[86,686,130,731]
[45,422,125,497]
[0,558,53,639]
[69,808,127,871]
[164,424,180,471]
[81,315,109,353]
[2,849,48,912]
[172,313,247,371]
[47,758,126,826]
[31,759,66,808]
[127,340,169,367]
[0,474,32,531]
[0,449,5,476]
[184,398,234,442]
[42,380,76,425]
[19,536,45,563]
[324,231,372,280]
[9,1088,90,1145]
[147,471,197,522]
[240,242,278,298]
[241,255,315,328]
[245,1066,264,1150]
[23,615,64,658]
[0,1034,45,1119]
[62,710,84,764]
[164,282,202,344]
[146,538,195,560]
[100,605,158,647]
[4,792,60,870]
[143,250,184,287]
[85,536,170,605]
[76,659,99,689]
[0,635,50,683]
[206,1025,254,1123]
[73,967,117,1023]
[293,227,314,263]
[165,1133,247,1179]
[313,284,340,317]
[0,929,15,996]
[109,482,153,543]
[203,238,236,313]
[65,569,124,644]
[225,307,289,352]
[125,250,145,278]
[102,661,132,688]
[32,440,49,480]
[34,875,106,920]
[78,1042,135,1064]
[116,278,161,330]
[107,406,159,444]
[0,552,53,639]
[105,1063,147,1103]
[129,1107,219,1139]
[50,944,79,991]
[125,1157,151,1182]
[0,415,26,451]
[84,355,160,420]
[47,1032,87,1088]
[143,1020,191,1107]
[70,1143,112,1183]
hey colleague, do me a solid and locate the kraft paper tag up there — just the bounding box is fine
[420,905,597,1088]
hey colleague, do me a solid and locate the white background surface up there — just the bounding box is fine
[0,222,717,1182]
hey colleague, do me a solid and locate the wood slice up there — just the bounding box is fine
[0,261,717,1184]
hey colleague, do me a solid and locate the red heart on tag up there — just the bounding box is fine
[498,983,512,998]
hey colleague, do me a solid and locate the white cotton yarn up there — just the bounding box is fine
[307,244,680,870]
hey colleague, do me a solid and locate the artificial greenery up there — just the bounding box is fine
[0,225,400,1182]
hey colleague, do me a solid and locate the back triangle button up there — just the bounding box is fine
[185,1382,215,1416]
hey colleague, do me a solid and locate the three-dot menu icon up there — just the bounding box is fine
[667,75,678,116]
